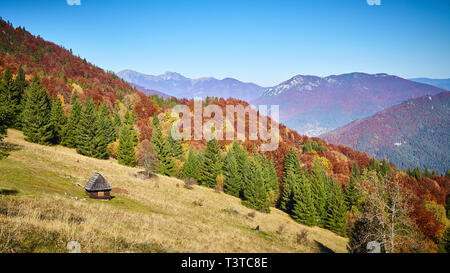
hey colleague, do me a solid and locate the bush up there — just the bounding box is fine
[215,174,225,192]
[107,140,119,159]
[296,229,309,244]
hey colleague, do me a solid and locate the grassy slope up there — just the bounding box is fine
[0,129,347,253]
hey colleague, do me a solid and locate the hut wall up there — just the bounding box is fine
[86,190,111,200]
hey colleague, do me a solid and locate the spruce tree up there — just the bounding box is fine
[12,66,27,128]
[230,141,249,197]
[98,102,116,144]
[112,105,122,139]
[291,171,317,226]
[412,167,421,180]
[345,163,361,210]
[242,157,271,212]
[265,158,280,204]
[325,178,347,236]
[310,160,327,225]
[222,148,242,197]
[302,140,313,153]
[199,138,221,187]
[423,167,432,178]
[151,114,175,176]
[61,92,82,148]
[280,149,301,212]
[22,77,54,145]
[0,78,13,140]
[76,98,97,157]
[49,97,67,144]
[158,137,176,176]
[91,108,110,160]
[168,133,183,160]
[151,114,164,153]
[181,146,200,180]
[118,121,137,166]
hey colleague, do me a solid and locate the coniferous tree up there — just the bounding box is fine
[151,114,175,176]
[61,92,82,148]
[325,178,347,236]
[124,110,138,145]
[98,102,116,144]
[230,141,249,197]
[0,78,13,140]
[76,98,98,157]
[112,105,122,139]
[280,149,301,212]
[157,137,176,176]
[22,77,54,145]
[423,167,432,178]
[310,160,327,226]
[345,173,360,210]
[118,120,137,166]
[181,146,200,180]
[302,140,313,153]
[49,97,67,144]
[242,157,271,212]
[266,158,280,205]
[222,147,242,197]
[168,133,183,160]
[12,66,27,128]
[412,167,421,180]
[291,171,317,226]
[199,138,221,187]
[151,114,164,153]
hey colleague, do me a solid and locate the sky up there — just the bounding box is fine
[1,0,449,86]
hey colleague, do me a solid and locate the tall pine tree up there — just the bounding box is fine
[310,160,327,226]
[61,91,82,148]
[242,156,271,212]
[199,138,221,187]
[324,178,347,236]
[280,149,302,212]
[151,114,175,176]
[345,162,361,210]
[168,133,183,160]
[181,146,200,180]
[22,76,54,145]
[49,97,67,144]
[76,98,98,157]
[118,120,137,166]
[12,66,27,128]
[0,70,13,140]
[222,147,242,197]
[291,171,317,226]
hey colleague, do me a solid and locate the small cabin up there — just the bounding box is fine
[84,173,112,200]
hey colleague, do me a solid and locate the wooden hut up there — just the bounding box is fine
[84,173,112,200]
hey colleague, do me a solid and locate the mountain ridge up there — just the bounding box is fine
[253,72,447,136]
[117,69,266,101]
[321,91,450,174]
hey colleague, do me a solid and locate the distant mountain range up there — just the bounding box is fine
[321,92,450,174]
[252,73,447,136]
[409,78,450,91]
[131,83,171,99]
[117,69,265,101]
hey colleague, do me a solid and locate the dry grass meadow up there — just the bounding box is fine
[0,129,348,253]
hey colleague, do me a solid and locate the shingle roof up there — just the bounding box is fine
[84,173,112,191]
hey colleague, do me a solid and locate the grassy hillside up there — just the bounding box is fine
[0,129,347,253]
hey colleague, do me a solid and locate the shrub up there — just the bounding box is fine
[296,229,309,244]
[107,140,119,159]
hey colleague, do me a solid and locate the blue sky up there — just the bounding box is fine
[1,0,449,86]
